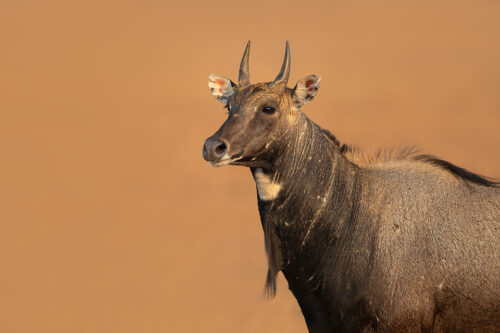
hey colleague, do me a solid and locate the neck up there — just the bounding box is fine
[251,112,361,297]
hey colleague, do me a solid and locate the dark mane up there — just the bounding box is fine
[413,155,499,187]
[319,126,498,187]
[319,127,351,152]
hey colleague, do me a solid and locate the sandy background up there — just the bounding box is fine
[1,1,499,332]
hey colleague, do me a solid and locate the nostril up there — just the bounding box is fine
[215,142,227,156]
[203,139,229,161]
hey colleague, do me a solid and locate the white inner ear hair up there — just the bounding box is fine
[253,168,282,201]
[208,74,235,103]
[294,75,321,107]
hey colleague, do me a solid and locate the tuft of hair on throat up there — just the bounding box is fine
[262,217,282,299]
[264,269,277,299]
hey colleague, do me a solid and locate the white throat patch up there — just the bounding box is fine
[253,168,282,201]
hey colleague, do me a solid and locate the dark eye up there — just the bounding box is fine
[262,106,276,114]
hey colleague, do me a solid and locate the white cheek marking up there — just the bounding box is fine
[253,168,282,201]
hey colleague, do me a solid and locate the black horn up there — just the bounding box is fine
[238,40,251,87]
[271,41,290,89]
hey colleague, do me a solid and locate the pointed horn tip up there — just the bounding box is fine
[271,40,291,87]
[242,40,251,53]
[238,40,251,86]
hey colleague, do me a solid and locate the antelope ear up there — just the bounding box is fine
[292,75,321,108]
[208,74,236,103]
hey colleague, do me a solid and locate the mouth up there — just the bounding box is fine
[210,154,242,167]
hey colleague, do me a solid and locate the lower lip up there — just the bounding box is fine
[210,155,241,167]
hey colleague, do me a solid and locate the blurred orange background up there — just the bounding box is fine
[1,1,499,332]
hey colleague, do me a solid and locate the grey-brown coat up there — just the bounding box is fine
[203,41,500,332]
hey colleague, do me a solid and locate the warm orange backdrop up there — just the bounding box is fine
[1,1,499,332]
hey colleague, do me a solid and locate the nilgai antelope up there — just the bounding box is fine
[202,41,500,332]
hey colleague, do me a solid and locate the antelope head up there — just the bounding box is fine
[202,41,321,169]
